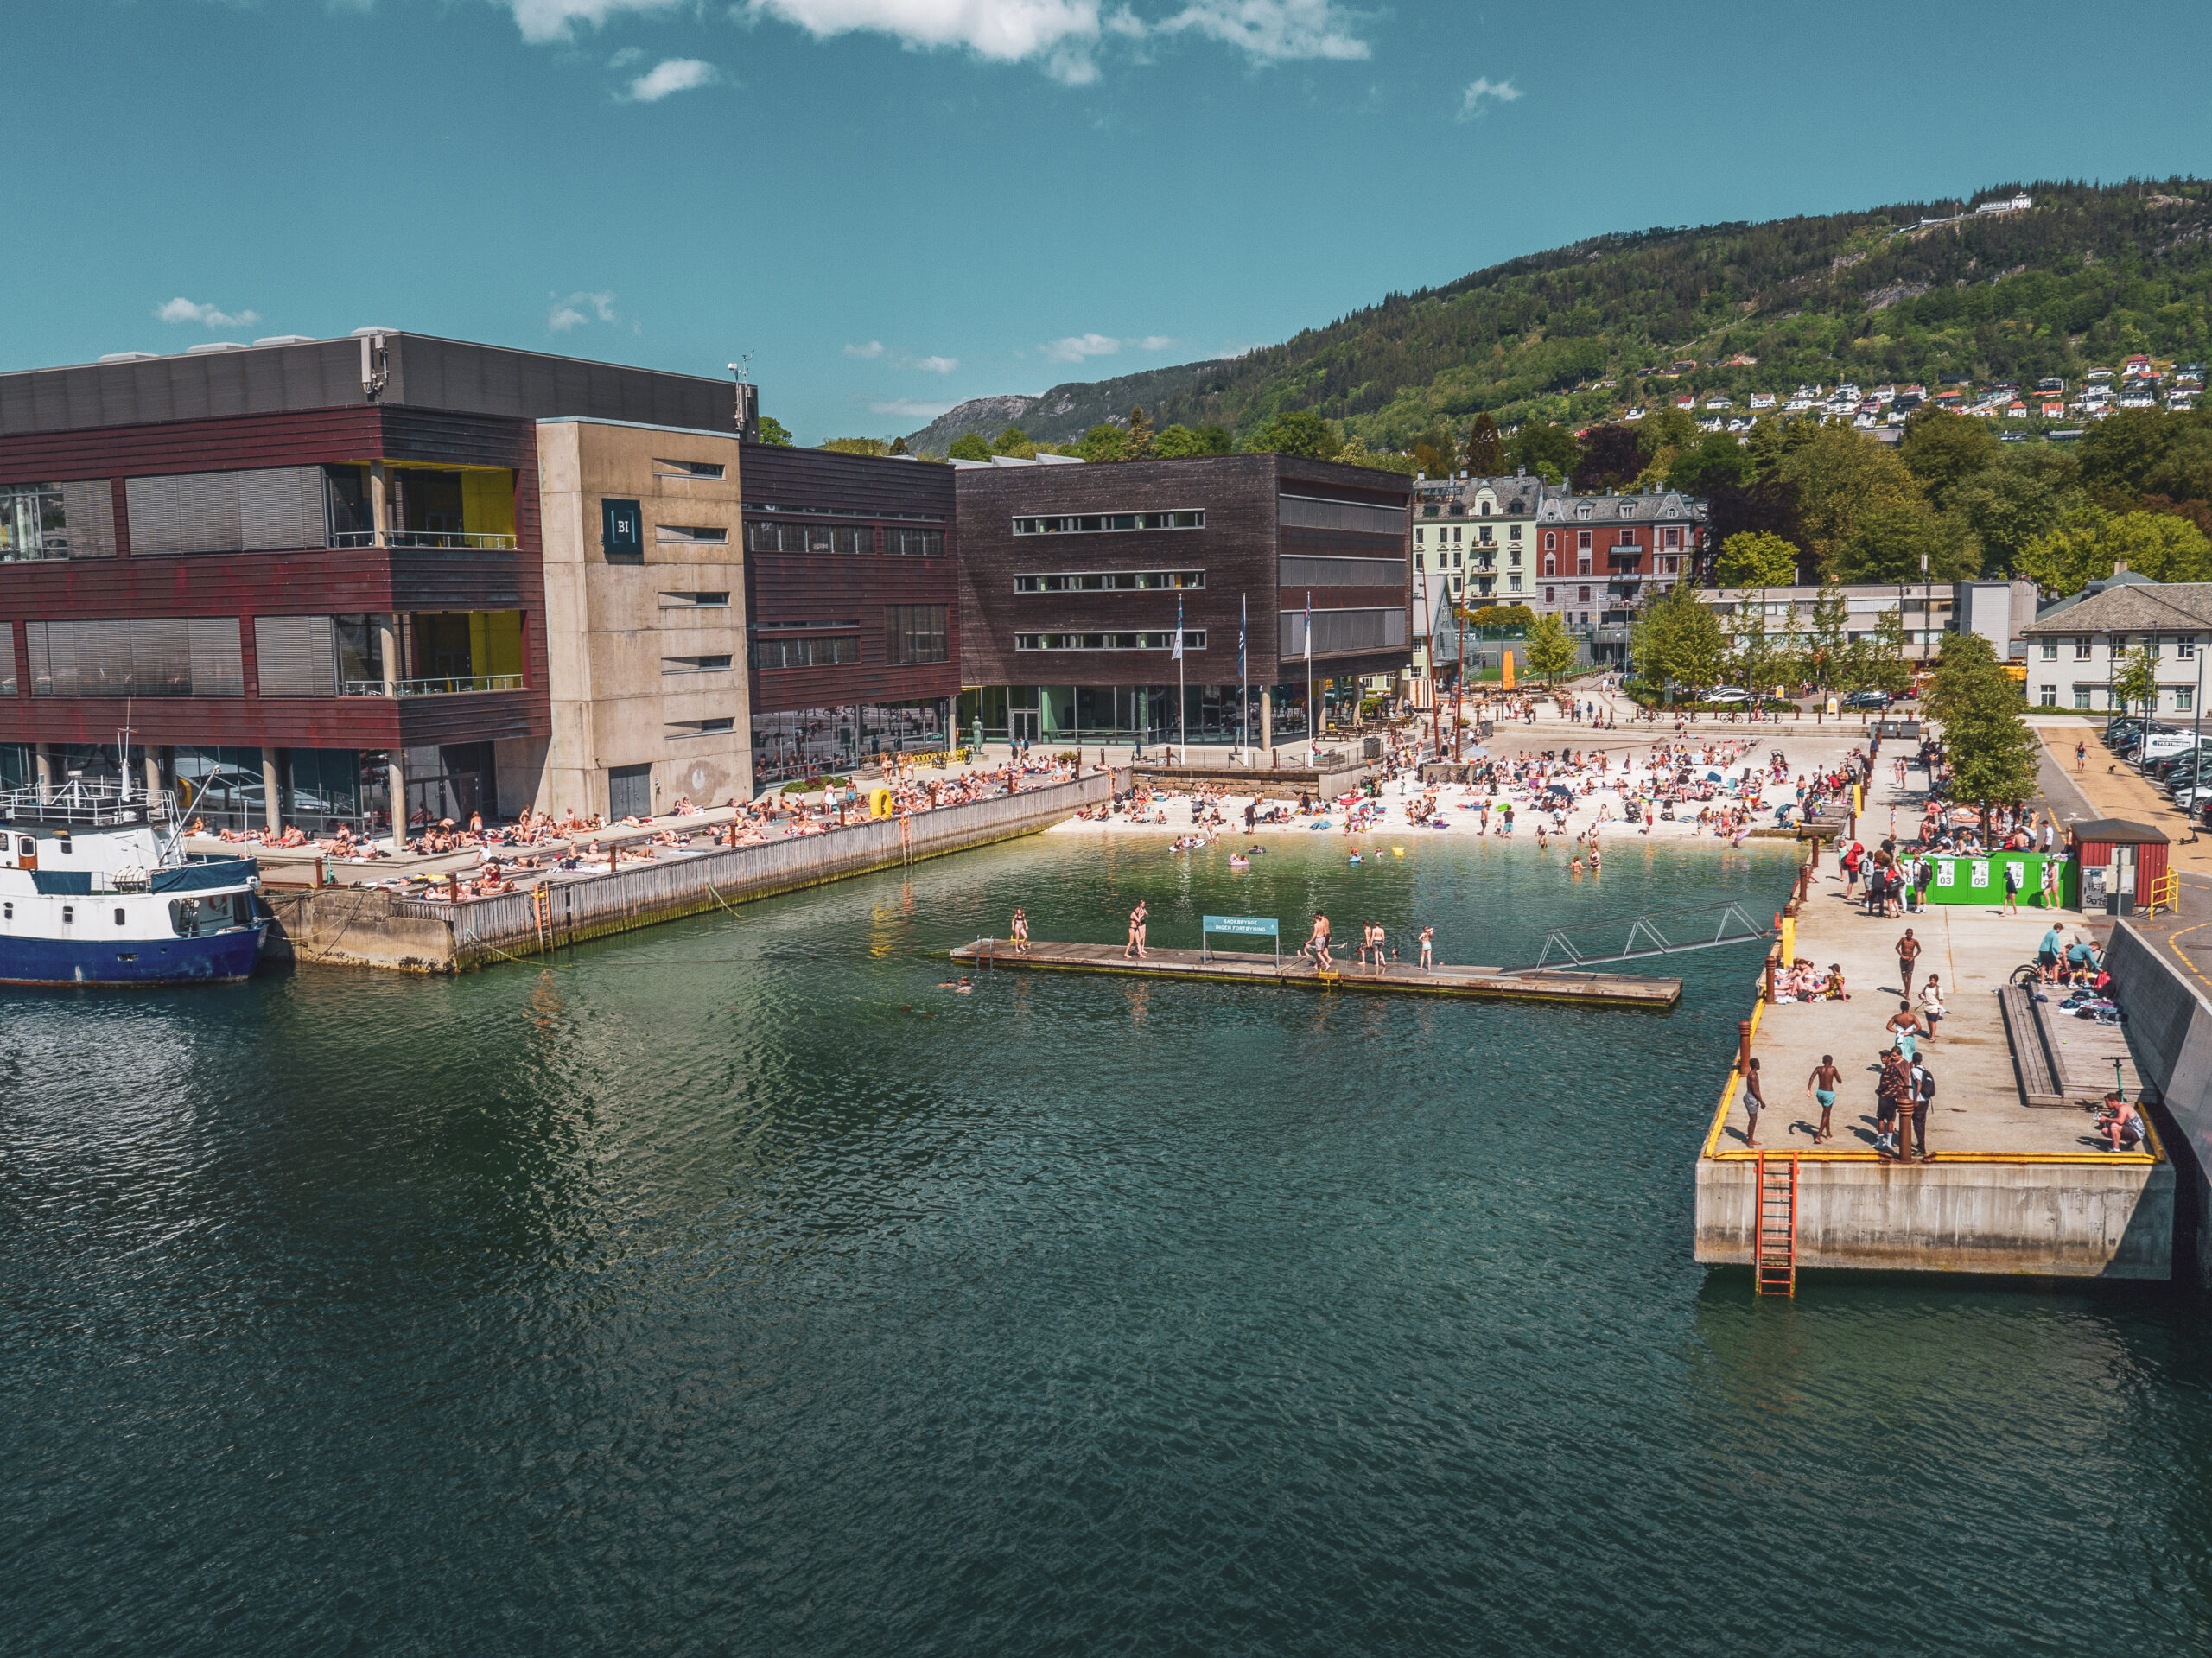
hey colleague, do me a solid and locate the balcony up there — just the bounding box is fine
[331,530,518,550]
[341,673,525,697]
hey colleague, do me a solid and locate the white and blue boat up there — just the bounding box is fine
[0,777,266,987]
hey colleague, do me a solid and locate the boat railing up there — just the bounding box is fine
[0,779,178,826]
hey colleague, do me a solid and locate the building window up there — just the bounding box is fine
[2075,638,2092,659]
[2040,641,2057,659]
[2039,685,2056,706]
[746,522,873,555]
[749,635,858,670]
[0,481,113,562]
[1508,574,1522,593]
[1543,531,1555,552]
[668,717,736,737]
[1476,526,1490,545]
[1011,510,1203,535]
[2181,689,2197,713]
[653,458,726,479]
[662,654,733,674]
[1578,586,1592,603]
[2075,688,2092,709]
[1543,586,1556,603]
[1013,570,1205,592]
[2183,639,2199,661]
[1618,530,1637,547]
[658,590,730,609]
[1578,530,1592,552]
[886,605,950,664]
[1013,630,1201,651]
[1414,528,1424,544]
[28,618,243,696]
[1662,527,1681,549]
[654,524,729,545]
[1544,555,1556,575]
[888,529,944,556]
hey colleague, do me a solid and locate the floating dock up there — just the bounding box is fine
[947,938,1681,1008]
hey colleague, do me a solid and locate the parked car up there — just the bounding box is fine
[1840,689,1891,710]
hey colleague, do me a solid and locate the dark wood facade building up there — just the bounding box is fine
[0,334,735,831]
[953,454,1411,746]
[739,443,960,780]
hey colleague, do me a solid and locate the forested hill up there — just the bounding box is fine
[906,178,2212,450]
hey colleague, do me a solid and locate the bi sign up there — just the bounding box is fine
[602,498,643,560]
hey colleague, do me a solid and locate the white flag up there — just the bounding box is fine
[1173,594,1184,661]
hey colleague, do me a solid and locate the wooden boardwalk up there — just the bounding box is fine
[945,938,1681,1008]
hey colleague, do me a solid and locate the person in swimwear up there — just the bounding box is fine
[1126,899,1149,961]
[1010,907,1029,955]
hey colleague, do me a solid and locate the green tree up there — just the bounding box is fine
[1802,582,1850,694]
[754,415,794,447]
[1525,611,1578,682]
[1669,431,1753,497]
[1465,412,1508,475]
[1637,581,1727,695]
[1153,423,1230,457]
[991,425,1034,458]
[888,435,911,455]
[822,436,891,456]
[1468,603,1536,630]
[2110,643,2160,723]
[1713,530,1800,588]
[1078,423,1126,463]
[1249,410,1338,460]
[1835,501,1978,583]
[1927,632,2039,835]
[1409,425,1456,476]
[1637,403,1699,458]
[1776,425,1928,577]
[1122,404,1154,461]
[1950,461,2072,573]
[2018,505,2212,593]
[1897,405,2001,511]
[946,433,991,461]
[1507,420,1578,484]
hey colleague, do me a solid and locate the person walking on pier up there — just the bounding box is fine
[1125,899,1149,961]
[1875,1050,1909,1155]
[1896,927,1923,997]
[1910,1060,1936,1160]
[1807,1055,1840,1142]
[1302,912,1332,969]
[1741,1058,1766,1148]
[1886,1001,1924,1063]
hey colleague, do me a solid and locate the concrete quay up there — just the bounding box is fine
[263,772,1116,971]
[1695,838,2174,1280]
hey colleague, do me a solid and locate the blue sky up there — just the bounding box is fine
[4,0,2209,441]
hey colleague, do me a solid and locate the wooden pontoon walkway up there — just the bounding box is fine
[946,938,1681,1008]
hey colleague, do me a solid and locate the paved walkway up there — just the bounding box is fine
[1719,749,2120,1159]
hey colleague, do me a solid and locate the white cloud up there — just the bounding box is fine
[1042,331,1124,363]
[608,45,645,67]
[549,289,619,331]
[624,56,721,99]
[156,296,262,329]
[844,340,887,359]
[909,354,960,373]
[1039,331,1171,362]
[1457,75,1522,119]
[868,397,957,417]
[492,0,1374,83]
[749,0,1105,80]
[1154,0,1366,63]
[499,0,687,46]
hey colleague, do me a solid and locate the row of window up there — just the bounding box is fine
[1014,631,1205,651]
[741,522,946,556]
[2040,685,2198,709]
[746,607,952,670]
[749,638,858,670]
[2040,638,2202,659]
[1013,511,1205,536]
[1417,524,1521,546]
[1014,570,1205,593]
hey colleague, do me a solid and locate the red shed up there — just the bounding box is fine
[2072,819,2170,916]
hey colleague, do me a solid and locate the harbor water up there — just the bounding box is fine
[7,831,2212,1654]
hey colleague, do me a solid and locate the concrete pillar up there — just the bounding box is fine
[378,613,402,696]
[369,461,391,549]
[143,755,159,803]
[261,747,283,832]
[1260,689,1273,753]
[34,746,52,791]
[388,752,407,852]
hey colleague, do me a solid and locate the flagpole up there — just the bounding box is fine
[1176,591,1186,765]
[1306,588,1314,762]
[1240,592,1249,765]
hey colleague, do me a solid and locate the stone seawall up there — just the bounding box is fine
[264,771,1117,973]
[2108,921,2212,1286]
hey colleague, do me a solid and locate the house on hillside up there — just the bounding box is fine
[1974,193,2033,214]
[1749,392,1777,410]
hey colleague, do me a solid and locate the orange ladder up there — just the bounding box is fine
[1754,1153,1798,1297]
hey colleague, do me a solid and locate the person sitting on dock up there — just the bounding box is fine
[2097,1091,2143,1153]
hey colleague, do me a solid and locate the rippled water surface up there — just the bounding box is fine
[7,832,2212,1655]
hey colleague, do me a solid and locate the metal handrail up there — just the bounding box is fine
[340,674,524,696]
[0,779,177,824]
[329,531,518,549]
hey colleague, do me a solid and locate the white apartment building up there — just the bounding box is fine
[2020,580,2212,713]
